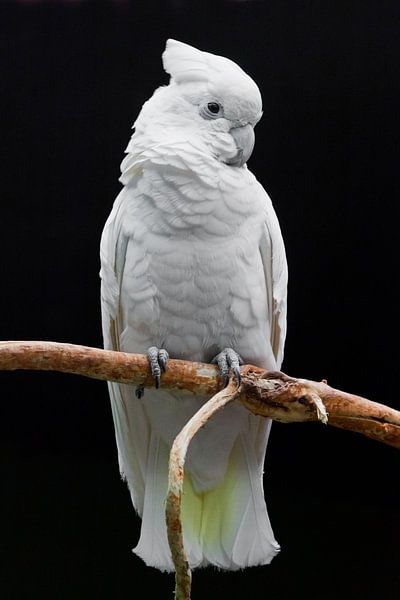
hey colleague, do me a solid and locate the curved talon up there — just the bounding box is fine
[147,346,169,390]
[212,347,243,387]
[232,364,242,386]
[135,385,144,399]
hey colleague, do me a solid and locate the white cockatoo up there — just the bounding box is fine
[100,39,288,571]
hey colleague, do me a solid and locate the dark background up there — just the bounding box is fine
[1,1,399,598]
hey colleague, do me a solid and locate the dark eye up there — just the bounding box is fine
[207,102,221,115]
[200,101,223,120]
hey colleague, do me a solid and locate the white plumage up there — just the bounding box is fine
[100,39,288,571]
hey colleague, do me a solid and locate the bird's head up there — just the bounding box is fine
[133,39,263,168]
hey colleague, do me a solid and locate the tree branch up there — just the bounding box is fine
[238,364,400,448]
[1,340,399,600]
[1,341,399,448]
[0,341,220,394]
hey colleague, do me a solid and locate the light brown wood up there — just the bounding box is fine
[1,341,398,448]
[0,340,220,393]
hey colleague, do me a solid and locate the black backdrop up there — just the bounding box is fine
[1,1,399,598]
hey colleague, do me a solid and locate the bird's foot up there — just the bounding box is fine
[147,346,169,389]
[135,346,169,398]
[211,347,244,387]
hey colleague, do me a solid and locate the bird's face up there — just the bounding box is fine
[184,75,262,167]
[133,40,263,168]
[137,78,262,168]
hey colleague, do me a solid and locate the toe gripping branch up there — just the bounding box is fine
[211,347,244,387]
[138,346,243,397]
[147,346,169,389]
[135,346,169,398]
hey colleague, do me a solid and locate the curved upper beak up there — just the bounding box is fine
[225,123,255,167]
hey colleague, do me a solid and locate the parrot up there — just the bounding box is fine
[100,39,288,571]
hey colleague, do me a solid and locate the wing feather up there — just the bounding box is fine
[100,186,151,515]
[257,184,288,369]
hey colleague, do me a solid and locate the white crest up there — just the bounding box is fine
[162,39,246,85]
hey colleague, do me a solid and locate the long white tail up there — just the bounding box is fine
[131,395,280,571]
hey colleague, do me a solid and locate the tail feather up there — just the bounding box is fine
[196,429,279,569]
[132,414,279,571]
[230,430,280,567]
[109,382,149,515]
[133,432,174,570]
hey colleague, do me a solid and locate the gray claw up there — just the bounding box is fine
[135,385,144,399]
[212,353,229,387]
[158,348,169,371]
[212,347,243,387]
[147,346,169,389]
[232,364,242,386]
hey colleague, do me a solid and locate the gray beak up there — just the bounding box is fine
[226,123,255,167]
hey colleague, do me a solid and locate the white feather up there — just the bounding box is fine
[162,39,246,85]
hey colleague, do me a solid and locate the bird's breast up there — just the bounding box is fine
[145,236,269,363]
[120,157,270,364]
